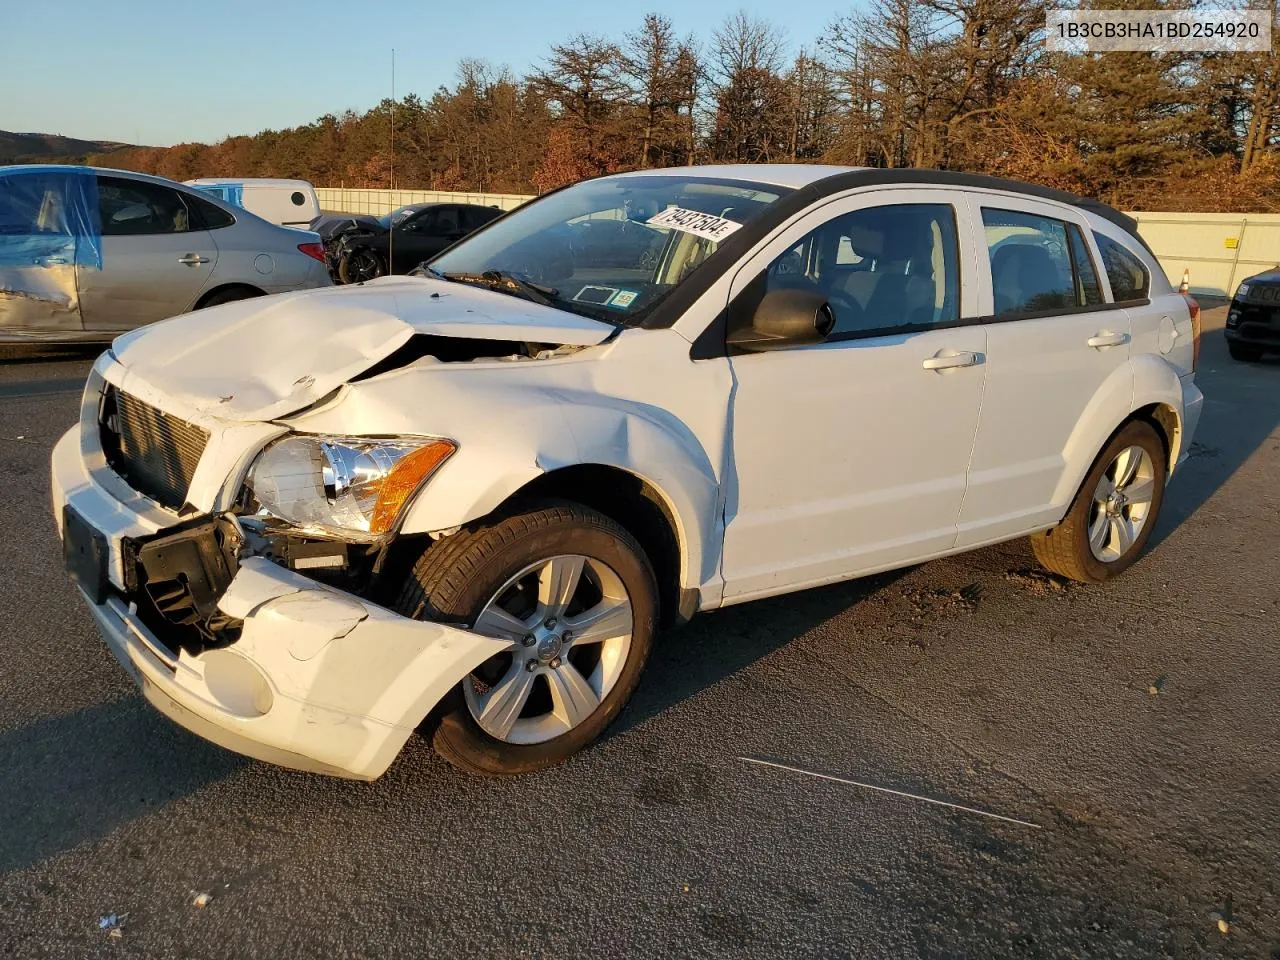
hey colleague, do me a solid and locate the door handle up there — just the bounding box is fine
[1087,331,1129,349]
[922,350,983,371]
[178,254,210,266]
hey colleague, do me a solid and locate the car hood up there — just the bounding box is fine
[111,276,616,421]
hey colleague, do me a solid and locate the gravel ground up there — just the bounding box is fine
[0,304,1276,959]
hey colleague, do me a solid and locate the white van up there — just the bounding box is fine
[185,178,320,228]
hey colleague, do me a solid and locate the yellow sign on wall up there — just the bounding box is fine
[1225,237,1239,249]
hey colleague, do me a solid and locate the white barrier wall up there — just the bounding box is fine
[1130,212,1280,298]
[316,187,1277,297]
[315,188,532,215]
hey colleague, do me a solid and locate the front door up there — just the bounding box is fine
[392,205,463,273]
[955,196,1133,546]
[720,191,988,602]
[77,175,218,331]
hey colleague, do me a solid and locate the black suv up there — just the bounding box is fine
[1226,269,1280,362]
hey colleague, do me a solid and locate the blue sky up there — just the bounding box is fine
[2,0,856,147]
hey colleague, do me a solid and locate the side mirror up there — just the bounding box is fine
[727,287,835,352]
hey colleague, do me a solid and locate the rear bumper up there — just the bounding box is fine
[53,424,507,780]
[1176,374,1204,470]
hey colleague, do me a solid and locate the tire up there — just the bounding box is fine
[1030,420,1167,584]
[394,501,657,776]
[1228,341,1264,363]
[338,248,384,284]
[198,286,261,308]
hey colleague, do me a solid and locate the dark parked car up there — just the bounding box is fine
[1225,268,1280,362]
[312,202,504,283]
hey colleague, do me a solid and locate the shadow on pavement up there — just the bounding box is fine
[1148,315,1280,548]
[0,697,244,876]
[614,568,910,737]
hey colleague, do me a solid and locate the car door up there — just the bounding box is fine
[0,169,87,337]
[955,194,1132,547]
[77,176,219,331]
[392,206,463,272]
[719,191,988,602]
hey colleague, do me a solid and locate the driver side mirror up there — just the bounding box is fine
[727,287,835,353]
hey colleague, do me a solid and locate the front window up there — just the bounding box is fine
[428,175,789,324]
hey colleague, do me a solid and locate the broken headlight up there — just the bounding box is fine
[245,435,456,539]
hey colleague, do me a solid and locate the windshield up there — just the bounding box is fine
[427,176,788,324]
[377,205,420,229]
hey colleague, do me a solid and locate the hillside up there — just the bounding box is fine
[0,130,137,164]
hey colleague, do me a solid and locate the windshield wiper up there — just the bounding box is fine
[429,268,559,307]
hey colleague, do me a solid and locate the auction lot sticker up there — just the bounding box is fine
[1047,10,1270,52]
[646,207,742,243]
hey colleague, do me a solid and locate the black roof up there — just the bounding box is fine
[805,168,1151,256]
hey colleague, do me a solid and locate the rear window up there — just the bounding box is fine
[1093,232,1150,303]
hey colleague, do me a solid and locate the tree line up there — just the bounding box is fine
[86,2,1280,211]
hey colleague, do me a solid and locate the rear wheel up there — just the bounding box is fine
[1228,341,1264,362]
[1031,420,1167,583]
[198,285,261,308]
[394,502,656,776]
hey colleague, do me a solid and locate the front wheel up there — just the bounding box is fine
[1031,420,1167,583]
[394,502,656,776]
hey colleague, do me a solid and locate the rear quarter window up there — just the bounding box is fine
[1093,232,1150,303]
[183,192,236,230]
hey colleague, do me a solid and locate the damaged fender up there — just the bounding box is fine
[140,558,508,779]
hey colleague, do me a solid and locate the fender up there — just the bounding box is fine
[284,357,725,595]
[1052,354,1184,509]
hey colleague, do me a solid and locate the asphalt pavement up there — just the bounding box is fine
[0,305,1276,959]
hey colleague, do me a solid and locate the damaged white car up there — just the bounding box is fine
[53,165,1204,778]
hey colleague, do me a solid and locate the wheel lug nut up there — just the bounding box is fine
[525,659,539,672]
[545,617,557,628]
[522,634,536,647]
[562,632,574,643]
[549,656,562,669]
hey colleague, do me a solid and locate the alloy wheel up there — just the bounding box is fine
[1088,445,1157,563]
[465,555,634,744]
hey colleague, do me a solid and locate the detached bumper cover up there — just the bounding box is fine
[53,426,507,780]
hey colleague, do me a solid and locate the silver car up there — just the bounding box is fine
[0,165,331,344]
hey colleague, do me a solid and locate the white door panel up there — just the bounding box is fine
[724,327,987,598]
[956,193,1132,546]
[719,188,987,601]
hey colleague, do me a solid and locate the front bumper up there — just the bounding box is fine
[1225,297,1280,349]
[52,420,506,780]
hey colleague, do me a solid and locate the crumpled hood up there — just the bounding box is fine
[111,276,616,421]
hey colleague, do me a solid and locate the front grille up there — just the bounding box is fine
[1245,284,1280,305]
[100,386,209,510]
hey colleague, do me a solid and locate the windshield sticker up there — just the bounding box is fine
[645,206,742,242]
[608,289,639,309]
[573,285,619,305]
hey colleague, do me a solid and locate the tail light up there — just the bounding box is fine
[1182,293,1201,370]
[298,242,326,264]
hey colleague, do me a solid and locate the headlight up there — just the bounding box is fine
[1236,282,1251,299]
[246,435,456,538]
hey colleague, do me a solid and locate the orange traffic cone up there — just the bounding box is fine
[1178,268,1190,293]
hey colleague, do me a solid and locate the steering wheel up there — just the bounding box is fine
[825,288,859,328]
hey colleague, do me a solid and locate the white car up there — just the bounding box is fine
[1,166,331,344]
[52,165,1204,779]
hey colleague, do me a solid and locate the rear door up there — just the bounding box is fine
[956,194,1132,547]
[78,176,218,331]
